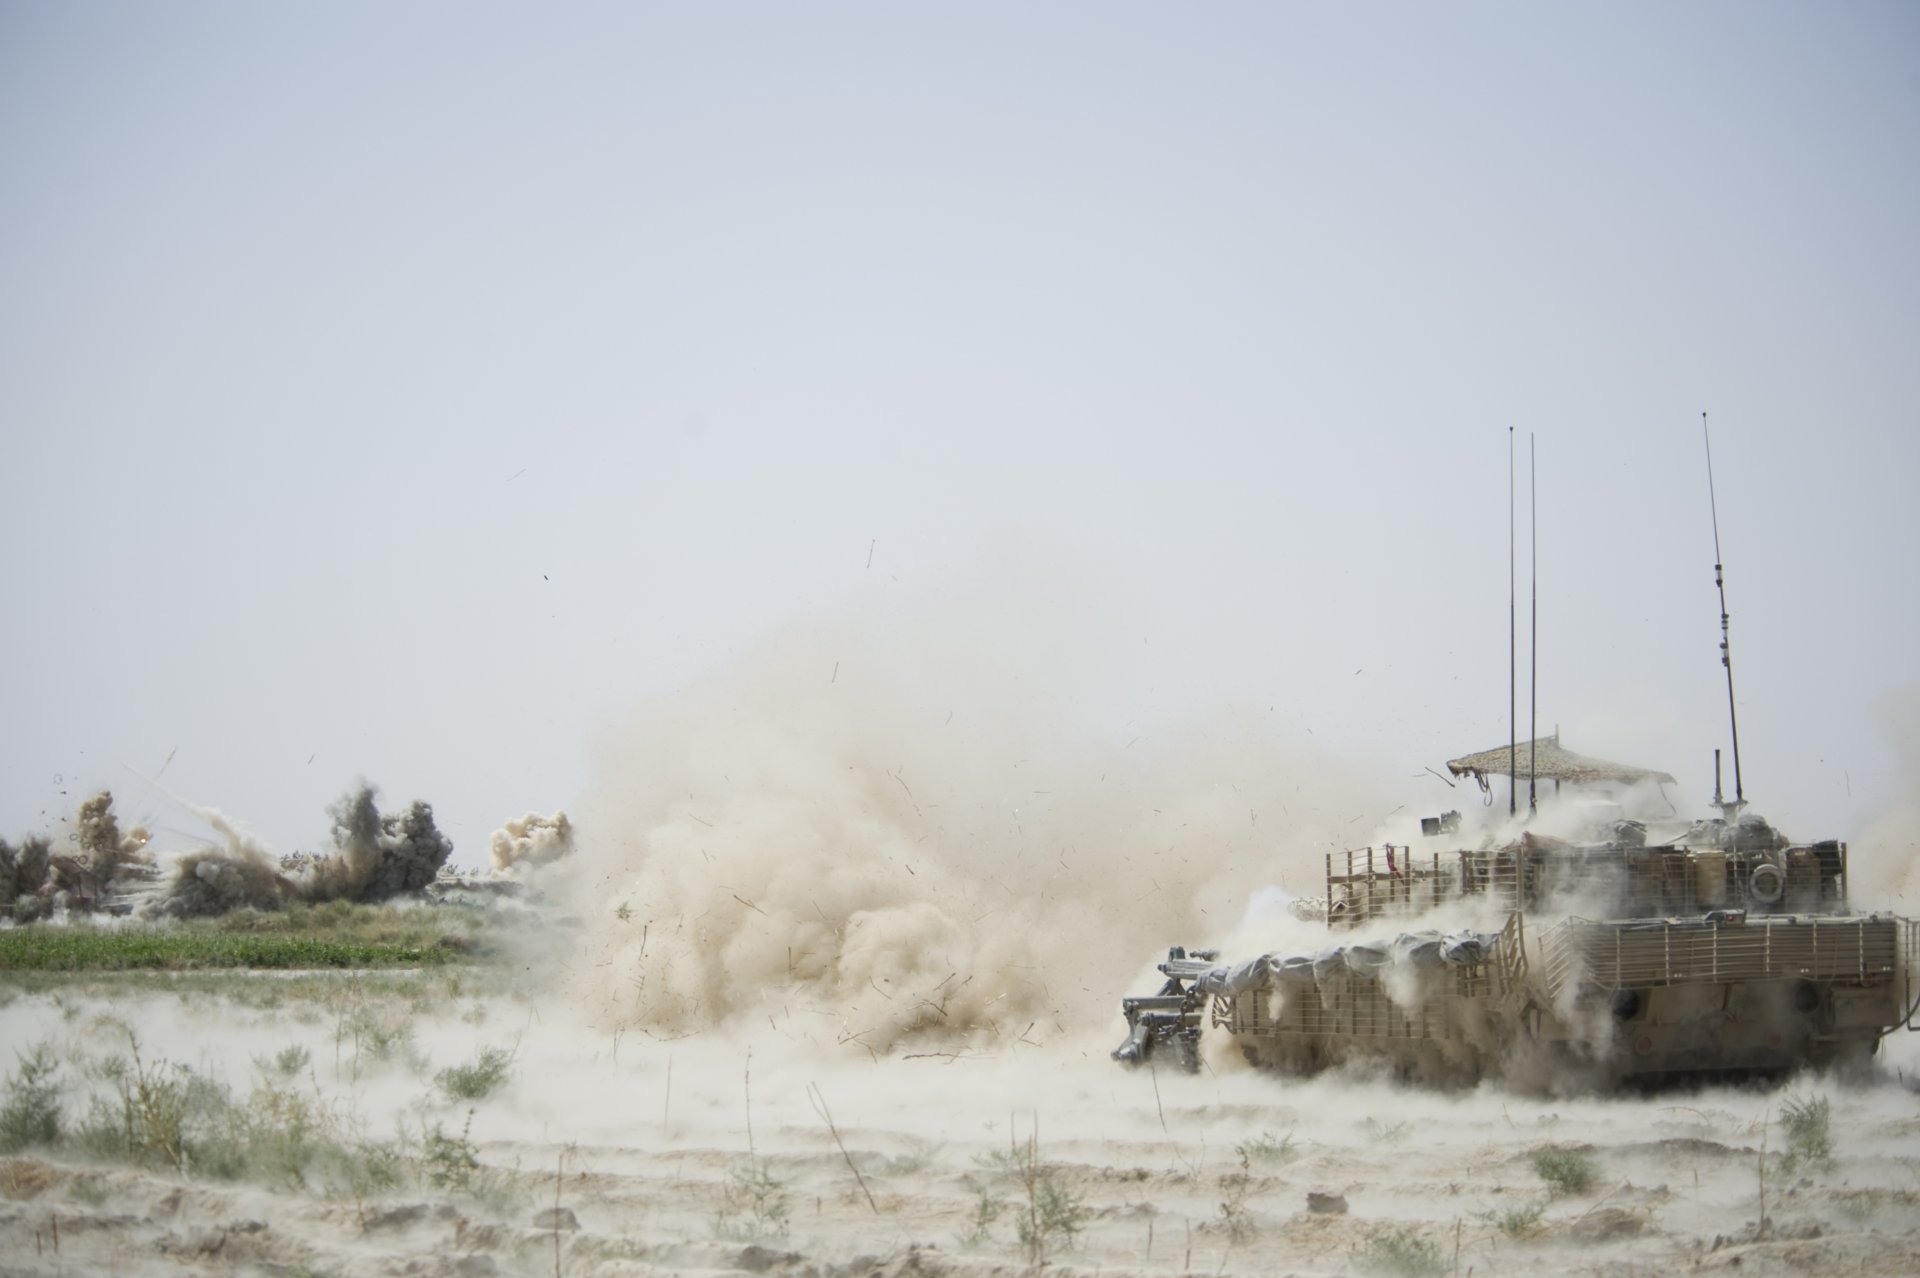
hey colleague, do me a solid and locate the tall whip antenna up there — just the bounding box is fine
[1508,427,1516,817]
[1702,412,1745,814]
[1529,432,1538,815]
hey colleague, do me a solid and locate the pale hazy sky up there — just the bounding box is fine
[2,2,1915,864]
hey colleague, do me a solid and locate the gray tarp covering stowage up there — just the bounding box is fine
[1445,734,1675,786]
[1196,930,1499,998]
[1194,955,1281,996]
[1391,930,1444,969]
[1312,947,1349,984]
[1343,941,1392,975]
[1440,930,1498,965]
[1274,954,1319,985]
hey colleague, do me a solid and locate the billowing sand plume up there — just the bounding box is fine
[1856,685,1920,910]
[560,594,1395,1054]
[489,810,574,879]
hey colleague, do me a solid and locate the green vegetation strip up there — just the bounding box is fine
[0,927,459,971]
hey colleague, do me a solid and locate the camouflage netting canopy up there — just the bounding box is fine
[1446,735,1675,786]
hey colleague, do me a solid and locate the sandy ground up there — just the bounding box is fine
[1,979,1917,1278]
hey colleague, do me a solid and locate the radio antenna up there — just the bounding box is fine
[1529,432,1538,815]
[1508,427,1517,817]
[1702,412,1745,815]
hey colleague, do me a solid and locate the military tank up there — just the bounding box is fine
[1113,738,1918,1088]
[1118,429,1917,1088]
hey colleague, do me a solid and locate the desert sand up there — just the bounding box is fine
[2,968,1916,1278]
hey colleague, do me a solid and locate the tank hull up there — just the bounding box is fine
[1122,911,1916,1090]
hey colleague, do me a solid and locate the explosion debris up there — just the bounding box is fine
[141,785,453,918]
[298,787,454,903]
[0,792,152,920]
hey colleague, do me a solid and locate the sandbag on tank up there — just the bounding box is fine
[1274,954,1319,985]
[1312,946,1350,1010]
[1311,946,1348,984]
[1344,941,1392,975]
[1391,930,1445,969]
[1194,954,1279,996]
[1439,930,1498,965]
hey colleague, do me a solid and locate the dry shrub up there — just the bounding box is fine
[0,1158,62,1200]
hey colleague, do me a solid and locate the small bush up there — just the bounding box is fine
[1364,1117,1411,1144]
[0,1157,61,1198]
[886,1135,941,1175]
[1360,1224,1446,1277]
[1217,1158,1255,1244]
[957,1178,1001,1248]
[266,1045,311,1079]
[231,1068,327,1187]
[969,1125,1087,1263]
[0,1043,63,1152]
[1237,1128,1296,1165]
[75,1038,211,1171]
[63,1030,372,1190]
[715,1157,790,1242]
[1778,1095,1833,1175]
[1016,1168,1086,1263]
[1530,1144,1597,1197]
[435,1047,513,1102]
[419,1110,483,1192]
[1009,1132,1086,1264]
[335,998,421,1076]
[1492,1200,1545,1238]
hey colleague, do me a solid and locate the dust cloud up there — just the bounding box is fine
[1855,685,1920,910]
[558,596,1397,1054]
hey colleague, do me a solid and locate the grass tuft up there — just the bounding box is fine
[1363,1117,1411,1144]
[1236,1127,1296,1165]
[1360,1224,1446,1276]
[419,1110,485,1191]
[967,1122,1087,1262]
[434,1046,514,1102]
[715,1158,790,1242]
[1777,1094,1833,1175]
[1488,1200,1545,1238]
[1530,1144,1597,1197]
[0,1043,63,1152]
[1217,1147,1256,1244]
[957,1177,1002,1248]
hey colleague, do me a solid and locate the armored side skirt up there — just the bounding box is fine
[1118,914,1915,1085]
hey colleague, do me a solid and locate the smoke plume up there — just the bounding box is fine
[142,784,452,917]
